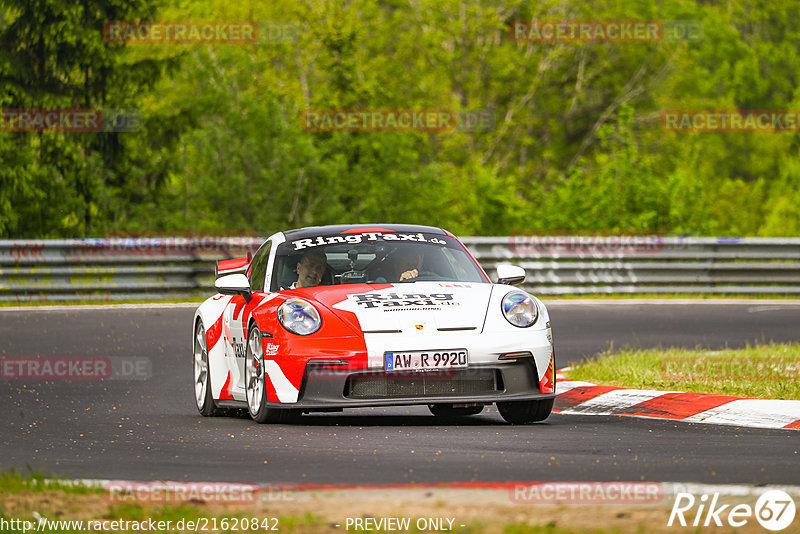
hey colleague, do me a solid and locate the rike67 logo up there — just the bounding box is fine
[668,490,796,531]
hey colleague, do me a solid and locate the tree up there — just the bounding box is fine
[0,0,176,237]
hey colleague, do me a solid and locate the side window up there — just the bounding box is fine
[247,241,271,292]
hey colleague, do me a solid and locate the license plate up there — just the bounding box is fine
[384,349,468,371]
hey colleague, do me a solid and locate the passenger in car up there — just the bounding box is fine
[394,249,424,281]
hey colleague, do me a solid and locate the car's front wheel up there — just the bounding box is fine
[246,324,294,424]
[497,398,554,424]
[194,321,221,416]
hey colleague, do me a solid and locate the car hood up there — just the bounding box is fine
[304,282,494,335]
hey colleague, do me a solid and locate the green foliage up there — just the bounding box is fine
[0,0,175,237]
[2,0,800,237]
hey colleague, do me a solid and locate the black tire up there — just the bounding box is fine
[497,398,554,424]
[428,403,484,418]
[246,324,295,424]
[194,321,222,416]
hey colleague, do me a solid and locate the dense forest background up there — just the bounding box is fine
[1,0,799,238]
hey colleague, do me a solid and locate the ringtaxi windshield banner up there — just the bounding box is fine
[290,232,447,251]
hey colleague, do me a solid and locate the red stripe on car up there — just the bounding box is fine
[539,354,555,394]
[219,371,234,400]
[206,312,225,351]
[263,369,280,403]
[340,228,395,234]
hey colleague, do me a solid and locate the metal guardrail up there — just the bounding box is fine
[469,236,800,295]
[1,236,799,301]
[0,238,261,302]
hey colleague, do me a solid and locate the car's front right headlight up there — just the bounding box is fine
[277,298,322,335]
[501,291,538,328]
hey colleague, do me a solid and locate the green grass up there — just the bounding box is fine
[567,343,800,399]
[0,469,101,495]
[0,470,671,534]
[0,471,321,533]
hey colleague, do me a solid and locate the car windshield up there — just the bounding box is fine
[270,230,487,290]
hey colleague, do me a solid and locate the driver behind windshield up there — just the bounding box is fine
[287,251,326,289]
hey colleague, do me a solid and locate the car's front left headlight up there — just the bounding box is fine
[277,298,322,335]
[501,291,538,328]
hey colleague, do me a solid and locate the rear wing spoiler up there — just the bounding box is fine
[215,252,252,278]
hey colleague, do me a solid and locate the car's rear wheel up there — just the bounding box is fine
[497,398,554,424]
[428,403,484,418]
[194,321,221,416]
[246,324,294,424]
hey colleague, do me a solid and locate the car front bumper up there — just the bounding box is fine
[265,356,554,410]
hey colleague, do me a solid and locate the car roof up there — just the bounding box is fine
[282,224,448,240]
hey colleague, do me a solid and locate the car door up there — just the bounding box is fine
[224,240,272,398]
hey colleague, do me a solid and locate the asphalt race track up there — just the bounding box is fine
[1,301,799,485]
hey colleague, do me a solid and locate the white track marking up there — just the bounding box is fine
[685,399,800,429]
[560,389,678,415]
[556,380,598,394]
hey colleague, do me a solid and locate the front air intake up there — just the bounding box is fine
[344,368,500,399]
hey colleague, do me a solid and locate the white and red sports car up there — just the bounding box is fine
[192,224,555,424]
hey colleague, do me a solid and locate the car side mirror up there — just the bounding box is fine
[496,264,526,286]
[215,273,252,302]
